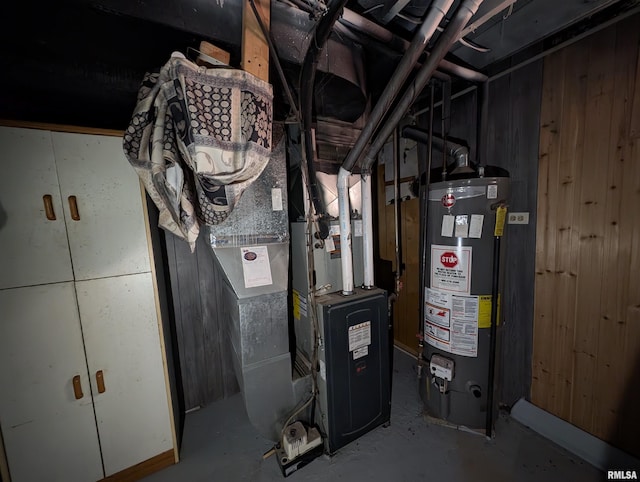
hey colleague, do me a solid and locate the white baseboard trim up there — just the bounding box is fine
[510,398,640,472]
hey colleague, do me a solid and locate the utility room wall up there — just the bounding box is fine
[532,15,640,458]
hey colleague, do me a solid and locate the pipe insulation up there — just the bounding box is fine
[361,0,485,172]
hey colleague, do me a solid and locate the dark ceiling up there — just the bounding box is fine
[0,0,637,130]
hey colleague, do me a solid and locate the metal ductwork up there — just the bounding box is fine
[271,1,367,123]
[208,135,309,441]
[402,125,472,173]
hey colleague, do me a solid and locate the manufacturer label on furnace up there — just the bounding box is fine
[348,321,371,352]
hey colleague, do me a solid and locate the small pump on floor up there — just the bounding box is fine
[274,421,324,477]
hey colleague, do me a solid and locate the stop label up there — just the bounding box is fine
[440,252,458,268]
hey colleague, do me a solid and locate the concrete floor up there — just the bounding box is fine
[143,349,602,481]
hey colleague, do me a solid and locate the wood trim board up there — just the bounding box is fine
[100,450,175,482]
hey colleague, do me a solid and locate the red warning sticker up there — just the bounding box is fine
[431,244,472,294]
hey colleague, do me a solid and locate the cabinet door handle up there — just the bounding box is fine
[43,194,56,220]
[72,375,84,400]
[68,195,80,221]
[96,370,106,394]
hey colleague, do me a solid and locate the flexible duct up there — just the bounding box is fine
[300,0,350,240]
[361,0,485,172]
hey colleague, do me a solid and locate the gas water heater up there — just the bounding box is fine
[419,171,509,430]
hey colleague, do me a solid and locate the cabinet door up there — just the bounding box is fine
[0,127,73,289]
[0,282,104,482]
[52,132,151,281]
[75,272,173,475]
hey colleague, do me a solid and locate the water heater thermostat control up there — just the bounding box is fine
[430,354,454,381]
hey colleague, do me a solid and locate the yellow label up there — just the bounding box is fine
[478,294,501,328]
[293,290,301,320]
[494,205,507,237]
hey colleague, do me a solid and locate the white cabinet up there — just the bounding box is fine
[0,126,176,481]
[0,128,73,289]
[51,132,151,281]
[0,283,104,482]
[76,273,173,475]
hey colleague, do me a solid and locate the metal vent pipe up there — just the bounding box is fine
[361,0,485,172]
[339,8,487,83]
[402,125,471,171]
[341,0,453,173]
[336,0,455,295]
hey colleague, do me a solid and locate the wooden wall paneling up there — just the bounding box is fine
[571,27,617,432]
[532,15,640,456]
[592,18,640,442]
[216,255,240,397]
[499,59,544,407]
[532,47,566,411]
[547,41,588,422]
[487,75,512,168]
[195,233,224,404]
[164,231,239,411]
[614,27,640,454]
[165,233,206,410]
[617,137,640,456]
[402,198,420,352]
[143,197,185,449]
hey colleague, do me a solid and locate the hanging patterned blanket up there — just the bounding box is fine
[123,52,273,250]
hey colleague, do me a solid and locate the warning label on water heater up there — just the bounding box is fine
[424,287,479,357]
[431,244,472,294]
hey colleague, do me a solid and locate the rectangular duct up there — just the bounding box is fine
[208,135,309,441]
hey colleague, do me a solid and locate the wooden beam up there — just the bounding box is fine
[241,0,270,82]
[196,40,231,67]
